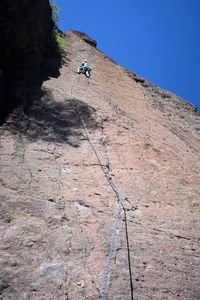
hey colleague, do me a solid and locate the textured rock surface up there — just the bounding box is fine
[0,30,200,299]
[0,0,57,121]
[70,30,97,48]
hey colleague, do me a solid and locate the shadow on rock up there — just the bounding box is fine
[0,0,67,124]
[0,52,67,124]
[9,91,98,147]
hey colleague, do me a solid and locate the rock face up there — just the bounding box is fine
[0,0,58,122]
[70,30,97,48]
[0,30,200,299]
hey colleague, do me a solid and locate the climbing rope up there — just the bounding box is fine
[100,202,121,300]
[69,73,134,300]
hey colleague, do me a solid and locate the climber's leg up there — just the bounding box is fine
[85,71,90,78]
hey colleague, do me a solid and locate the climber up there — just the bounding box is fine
[77,60,91,78]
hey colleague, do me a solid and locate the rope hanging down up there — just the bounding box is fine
[69,75,133,300]
[100,202,122,300]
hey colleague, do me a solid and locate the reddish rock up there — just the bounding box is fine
[0,30,200,299]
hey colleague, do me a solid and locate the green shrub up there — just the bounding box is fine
[50,0,61,23]
[50,0,66,52]
[53,28,66,52]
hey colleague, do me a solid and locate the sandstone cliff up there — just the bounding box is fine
[0,26,200,300]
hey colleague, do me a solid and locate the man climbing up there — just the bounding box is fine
[77,60,91,78]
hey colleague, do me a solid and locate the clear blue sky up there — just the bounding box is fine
[54,0,200,110]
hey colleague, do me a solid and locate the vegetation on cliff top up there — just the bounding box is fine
[50,0,66,52]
